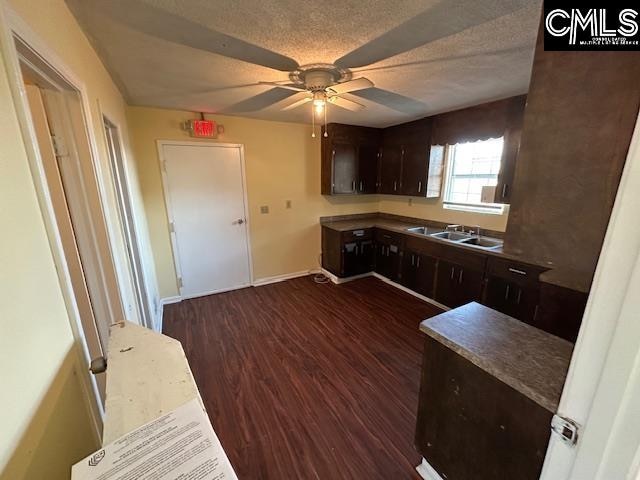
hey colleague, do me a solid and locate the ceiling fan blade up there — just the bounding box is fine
[258,82,308,92]
[334,0,530,68]
[326,78,374,95]
[223,88,299,113]
[68,0,299,72]
[328,96,366,112]
[281,96,312,111]
[350,88,427,115]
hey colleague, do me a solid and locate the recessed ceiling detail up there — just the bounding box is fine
[65,0,542,127]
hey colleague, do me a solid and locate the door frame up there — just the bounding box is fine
[102,114,153,329]
[156,140,254,300]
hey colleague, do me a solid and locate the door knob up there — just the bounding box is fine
[232,218,245,225]
[89,356,107,374]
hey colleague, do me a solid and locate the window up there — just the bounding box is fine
[443,137,504,213]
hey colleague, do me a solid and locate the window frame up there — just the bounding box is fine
[442,138,506,215]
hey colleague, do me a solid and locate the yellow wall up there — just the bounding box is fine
[1,0,158,477]
[128,107,509,299]
[127,106,379,298]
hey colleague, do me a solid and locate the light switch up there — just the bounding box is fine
[260,205,269,214]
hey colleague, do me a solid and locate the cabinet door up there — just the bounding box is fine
[402,251,437,298]
[332,143,357,194]
[378,145,402,194]
[494,95,526,204]
[435,260,483,308]
[484,276,540,325]
[415,254,437,298]
[356,240,374,274]
[342,242,359,277]
[357,145,379,194]
[375,242,400,281]
[435,260,459,307]
[455,266,485,307]
[400,144,429,196]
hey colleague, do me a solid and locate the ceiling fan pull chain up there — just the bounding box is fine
[311,106,316,138]
[323,100,328,138]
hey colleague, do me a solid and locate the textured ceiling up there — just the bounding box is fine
[66,0,542,127]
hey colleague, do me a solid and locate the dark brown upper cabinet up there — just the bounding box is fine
[321,123,381,195]
[378,144,402,194]
[380,118,443,197]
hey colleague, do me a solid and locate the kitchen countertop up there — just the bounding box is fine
[420,302,573,412]
[320,213,591,293]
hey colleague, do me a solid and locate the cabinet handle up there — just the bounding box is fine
[508,268,527,276]
[352,180,356,191]
[393,180,397,191]
[516,288,522,305]
[360,180,363,191]
[418,181,422,193]
[411,254,415,266]
[502,184,509,198]
[416,256,421,268]
[533,304,539,322]
[450,267,455,280]
[458,269,464,284]
[505,284,510,300]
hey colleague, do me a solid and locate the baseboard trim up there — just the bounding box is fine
[416,458,444,480]
[161,295,182,305]
[320,268,372,284]
[252,270,317,287]
[371,273,450,311]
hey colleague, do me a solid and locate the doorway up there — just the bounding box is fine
[158,142,252,299]
[103,117,152,329]
[14,34,126,411]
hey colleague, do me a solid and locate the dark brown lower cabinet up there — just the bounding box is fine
[343,240,374,277]
[401,250,437,298]
[435,260,484,308]
[484,276,540,326]
[374,242,401,281]
[415,337,552,480]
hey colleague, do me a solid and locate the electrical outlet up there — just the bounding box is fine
[286,200,292,209]
[260,205,269,214]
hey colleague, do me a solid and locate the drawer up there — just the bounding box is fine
[341,228,373,242]
[438,244,487,272]
[486,257,548,286]
[374,228,404,245]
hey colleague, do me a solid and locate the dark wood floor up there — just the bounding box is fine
[163,275,442,479]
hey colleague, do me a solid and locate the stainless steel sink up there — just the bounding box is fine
[407,226,429,235]
[459,236,503,250]
[430,231,473,242]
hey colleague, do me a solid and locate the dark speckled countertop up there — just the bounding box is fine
[420,302,573,412]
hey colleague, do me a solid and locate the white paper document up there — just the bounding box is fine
[72,398,238,480]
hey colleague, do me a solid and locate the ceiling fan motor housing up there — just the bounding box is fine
[290,64,351,92]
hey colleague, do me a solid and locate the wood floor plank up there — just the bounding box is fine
[163,275,442,479]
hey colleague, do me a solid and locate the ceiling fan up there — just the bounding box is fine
[68,0,532,134]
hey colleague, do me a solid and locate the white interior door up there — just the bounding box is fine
[161,143,251,299]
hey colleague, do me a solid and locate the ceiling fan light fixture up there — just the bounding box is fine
[312,91,326,115]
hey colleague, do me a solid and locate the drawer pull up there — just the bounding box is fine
[353,230,365,237]
[508,268,527,276]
